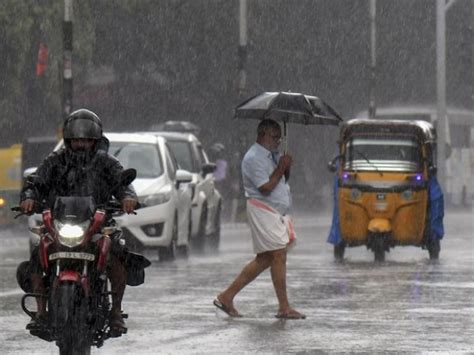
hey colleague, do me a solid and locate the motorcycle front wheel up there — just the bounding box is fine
[52,282,92,355]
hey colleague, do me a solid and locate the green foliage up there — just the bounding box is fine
[0,0,95,139]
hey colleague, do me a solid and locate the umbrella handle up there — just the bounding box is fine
[283,121,288,154]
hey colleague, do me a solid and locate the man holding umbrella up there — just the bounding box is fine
[214,118,305,319]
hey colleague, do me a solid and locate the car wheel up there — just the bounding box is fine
[191,203,207,253]
[177,213,192,259]
[373,236,385,263]
[208,203,221,253]
[158,216,177,262]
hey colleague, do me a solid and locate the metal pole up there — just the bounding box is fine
[436,0,447,191]
[368,0,377,118]
[63,0,73,119]
[230,0,249,223]
[238,0,248,96]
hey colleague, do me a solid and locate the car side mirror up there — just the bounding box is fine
[202,162,216,177]
[176,169,193,188]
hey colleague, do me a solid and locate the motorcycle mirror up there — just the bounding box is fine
[428,165,437,176]
[327,160,337,172]
[23,167,38,179]
[121,169,137,185]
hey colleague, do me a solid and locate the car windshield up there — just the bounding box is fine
[166,141,196,172]
[109,142,163,178]
[345,136,421,172]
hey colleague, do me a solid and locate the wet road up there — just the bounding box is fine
[0,210,473,354]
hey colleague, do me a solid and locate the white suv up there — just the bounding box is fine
[146,132,222,252]
[28,133,193,261]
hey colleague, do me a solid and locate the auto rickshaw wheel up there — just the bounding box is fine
[427,239,440,260]
[373,236,386,262]
[334,242,345,261]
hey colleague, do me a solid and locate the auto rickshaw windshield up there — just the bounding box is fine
[344,136,422,172]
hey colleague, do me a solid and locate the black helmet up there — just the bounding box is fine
[63,109,102,140]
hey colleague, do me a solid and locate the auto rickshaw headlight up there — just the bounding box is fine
[401,189,413,200]
[350,188,362,200]
[406,173,424,184]
[341,172,357,185]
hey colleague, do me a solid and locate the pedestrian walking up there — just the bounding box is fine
[213,119,305,320]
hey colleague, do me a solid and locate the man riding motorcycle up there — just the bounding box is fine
[20,108,137,334]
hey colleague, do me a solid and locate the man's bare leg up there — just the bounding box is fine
[108,258,127,330]
[26,273,47,329]
[217,252,272,315]
[31,274,46,316]
[269,248,305,319]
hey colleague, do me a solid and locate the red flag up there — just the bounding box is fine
[36,42,48,76]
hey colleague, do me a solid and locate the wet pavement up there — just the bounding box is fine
[0,210,473,354]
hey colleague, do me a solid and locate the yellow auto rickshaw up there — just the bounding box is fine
[327,119,444,262]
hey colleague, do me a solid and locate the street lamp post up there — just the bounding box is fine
[436,0,447,192]
[436,0,461,193]
[63,0,73,119]
[369,0,377,119]
[229,0,249,223]
[238,0,248,97]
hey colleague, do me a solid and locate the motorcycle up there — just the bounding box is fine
[15,169,150,354]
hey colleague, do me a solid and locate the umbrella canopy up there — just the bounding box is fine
[234,91,343,126]
[150,120,200,135]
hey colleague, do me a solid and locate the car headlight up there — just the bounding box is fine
[139,191,172,207]
[54,220,90,248]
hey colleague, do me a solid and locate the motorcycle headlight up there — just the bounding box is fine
[55,220,90,248]
[139,191,172,207]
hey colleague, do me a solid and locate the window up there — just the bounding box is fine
[109,142,163,178]
[345,136,421,172]
[196,145,207,165]
[164,145,177,179]
[167,141,195,172]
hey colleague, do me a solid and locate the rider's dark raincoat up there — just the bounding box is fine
[19,143,139,279]
[20,147,136,207]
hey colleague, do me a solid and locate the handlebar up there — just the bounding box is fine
[11,206,34,219]
[98,201,138,216]
[12,200,139,219]
[97,200,141,216]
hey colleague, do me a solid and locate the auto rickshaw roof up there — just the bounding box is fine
[340,119,436,143]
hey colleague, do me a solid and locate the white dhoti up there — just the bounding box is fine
[246,199,296,254]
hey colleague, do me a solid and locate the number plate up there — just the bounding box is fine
[49,252,95,261]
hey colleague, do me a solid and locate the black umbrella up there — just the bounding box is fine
[234,91,343,152]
